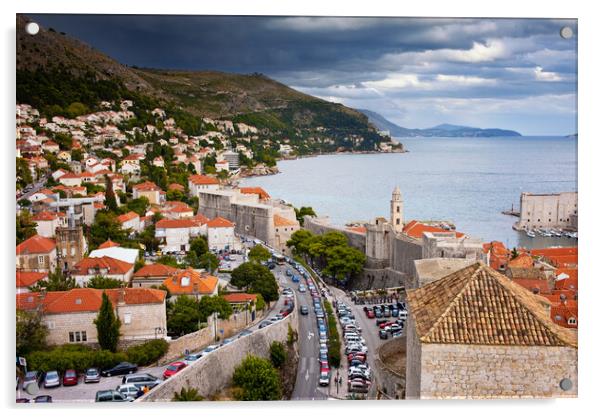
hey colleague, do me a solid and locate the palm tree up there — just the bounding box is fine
[172,387,204,401]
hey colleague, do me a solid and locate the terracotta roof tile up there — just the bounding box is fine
[189,174,219,185]
[206,216,234,228]
[16,235,56,255]
[155,219,198,229]
[74,256,133,276]
[223,293,257,303]
[402,220,464,239]
[98,239,121,249]
[406,262,577,347]
[133,181,162,192]
[117,211,139,223]
[16,271,48,287]
[273,214,298,227]
[162,269,218,295]
[32,211,60,221]
[507,253,534,268]
[133,263,180,278]
[240,187,270,200]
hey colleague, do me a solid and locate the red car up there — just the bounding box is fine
[348,353,367,363]
[319,360,330,372]
[163,361,187,379]
[62,369,78,386]
[366,310,375,319]
[379,321,396,329]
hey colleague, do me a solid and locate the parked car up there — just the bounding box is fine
[238,329,253,338]
[102,362,138,377]
[348,380,370,393]
[43,370,60,388]
[203,345,219,354]
[379,329,389,340]
[221,337,235,346]
[22,370,43,391]
[259,321,271,329]
[366,310,375,319]
[95,390,132,402]
[116,383,143,400]
[163,361,187,379]
[84,368,101,383]
[300,305,309,315]
[62,369,78,386]
[319,371,330,386]
[33,395,53,403]
[16,398,30,403]
[121,373,162,390]
[184,352,204,365]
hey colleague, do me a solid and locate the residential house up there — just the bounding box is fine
[206,217,235,252]
[72,256,134,287]
[58,172,83,187]
[88,244,140,266]
[215,160,229,172]
[131,263,179,288]
[16,287,167,346]
[32,211,67,237]
[155,218,202,252]
[133,181,166,205]
[16,271,48,294]
[188,174,220,198]
[161,269,219,301]
[41,140,60,154]
[117,211,142,234]
[223,292,258,322]
[16,235,57,272]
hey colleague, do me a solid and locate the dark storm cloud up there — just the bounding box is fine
[26,14,577,135]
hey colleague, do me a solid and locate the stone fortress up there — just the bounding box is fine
[305,186,486,289]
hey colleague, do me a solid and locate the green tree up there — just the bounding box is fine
[88,211,129,248]
[16,211,38,244]
[166,189,186,202]
[172,387,204,401]
[65,102,89,118]
[255,293,266,311]
[248,245,271,263]
[29,268,77,292]
[232,355,282,401]
[16,309,48,356]
[86,275,124,289]
[125,196,149,216]
[189,236,209,257]
[230,262,278,303]
[166,296,200,336]
[199,252,219,273]
[104,175,118,212]
[198,295,233,323]
[94,292,121,352]
[286,229,314,257]
[269,341,286,369]
[323,245,366,281]
[157,255,180,268]
[294,206,317,226]
[16,158,33,189]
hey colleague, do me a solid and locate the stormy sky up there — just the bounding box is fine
[28,15,577,135]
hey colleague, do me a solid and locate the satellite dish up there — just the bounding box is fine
[25,382,39,396]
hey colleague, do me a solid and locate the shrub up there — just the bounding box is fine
[232,355,282,401]
[269,341,286,369]
[125,339,169,366]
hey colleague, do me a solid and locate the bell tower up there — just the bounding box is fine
[390,186,403,233]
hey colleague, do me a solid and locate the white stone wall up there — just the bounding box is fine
[207,226,235,251]
[36,219,58,238]
[416,343,577,399]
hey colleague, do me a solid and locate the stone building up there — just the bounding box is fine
[16,234,57,272]
[405,262,577,399]
[55,225,87,272]
[132,263,180,288]
[515,191,578,230]
[16,288,167,346]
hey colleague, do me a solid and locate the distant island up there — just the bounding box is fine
[358,109,522,137]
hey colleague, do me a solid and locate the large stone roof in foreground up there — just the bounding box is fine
[406,262,577,347]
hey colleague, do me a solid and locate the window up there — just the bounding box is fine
[46,321,55,330]
[396,206,400,213]
[568,317,577,325]
[81,331,87,342]
[124,313,132,324]
[69,332,74,342]
[69,331,86,342]
[396,219,400,225]
[38,255,45,265]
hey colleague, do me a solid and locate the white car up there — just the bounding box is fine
[184,352,204,365]
[116,383,142,400]
[319,371,330,386]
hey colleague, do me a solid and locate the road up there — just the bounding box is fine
[287,264,328,400]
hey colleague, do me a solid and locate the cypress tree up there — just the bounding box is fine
[94,292,121,352]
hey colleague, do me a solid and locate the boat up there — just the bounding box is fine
[526,230,536,238]
[540,229,553,237]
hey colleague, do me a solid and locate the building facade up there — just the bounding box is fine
[515,192,578,230]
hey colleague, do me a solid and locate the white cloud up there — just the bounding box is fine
[435,74,497,86]
[265,17,380,32]
[362,74,423,89]
[534,66,563,81]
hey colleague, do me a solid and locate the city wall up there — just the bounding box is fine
[140,309,298,401]
[390,234,423,275]
[304,216,366,253]
[374,338,406,400]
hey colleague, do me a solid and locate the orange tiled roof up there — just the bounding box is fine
[133,263,179,278]
[155,218,198,229]
[162,269,218,295]
[189,174,219,185]
[402,220,464,239]
[98,239,120,249]
[550,303,578,328]
[240,187,270,200]
[406,262,577,347]
[133,181,162,192]
[274,214,298,227]
[16,271,48,287]
[168,183,185,191]
[512,279,552,295]
[223,293,257,304]
[192,213,210,225]
[16,235,56,255]
[17,288,165,314]
[117,211,139,223]
[32,211,59,221]
[73,256,133,276]
[507,253,534,268]
[206,216,235,228]
[347,226,367,234]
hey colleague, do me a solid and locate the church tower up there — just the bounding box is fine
[390,186,404,233]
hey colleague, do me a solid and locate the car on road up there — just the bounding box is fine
[102,362,138,377]
[95,390,132,402]
[116,383,143,400]
[319,371,330,386]
[184,352,204,365]
[62,369,78,386]
[238,329,253,338]
[203,345,219,354]
[33,395,53,403]
[379,329,389,340]
[43,370,60,388]
[163,361,187,379]
[221,337,236,346]
[259,321,271,329]
[84,368,101,383]
[319,360,330,372]
[319,351,328,362]
[122,373,162,390]
[298,284,306,292]
[22,370,43,391]
[315,310,325,319]
[292,275,300,283]
[300,305,309,315]
[319,343,328,356]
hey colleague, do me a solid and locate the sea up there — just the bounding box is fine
[241,136,578,249]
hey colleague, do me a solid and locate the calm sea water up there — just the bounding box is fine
[241,136,577,249]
